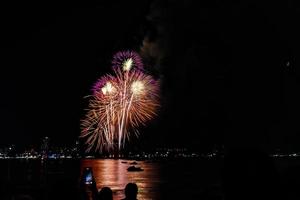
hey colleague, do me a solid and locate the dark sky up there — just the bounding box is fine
[0,0,299,152]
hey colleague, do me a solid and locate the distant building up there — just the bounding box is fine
[73,140,81,158]
[7,144,16,157]
[41,136,50,158]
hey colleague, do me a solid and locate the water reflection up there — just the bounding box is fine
[81,159,161,200]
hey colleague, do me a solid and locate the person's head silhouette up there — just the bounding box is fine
[98,187,113,200]
[124,183,138,200]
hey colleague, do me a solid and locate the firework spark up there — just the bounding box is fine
[112,50,144,70]
[81,51,159,153]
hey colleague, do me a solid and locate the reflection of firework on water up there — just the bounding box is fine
[81,51,159,153]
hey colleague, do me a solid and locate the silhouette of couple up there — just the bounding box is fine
[96,183,138,200]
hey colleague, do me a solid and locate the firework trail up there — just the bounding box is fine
[81,51,159,153]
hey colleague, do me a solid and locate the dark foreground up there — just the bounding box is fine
[0,156,300,200]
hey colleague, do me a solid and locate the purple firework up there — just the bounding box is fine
[91,75,116,96]
[112,50,144,71]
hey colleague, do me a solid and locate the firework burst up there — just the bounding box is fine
[81,51,159,153]
[112,50,144,71]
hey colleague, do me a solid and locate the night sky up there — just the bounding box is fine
[0,1,299,152]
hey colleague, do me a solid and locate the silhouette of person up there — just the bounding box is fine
[79,167,98,200]
[122,183,138,200]
[222,147,283,200]
[97,187,113,200]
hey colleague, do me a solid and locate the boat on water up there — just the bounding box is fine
[130,161,138,165]
[127,166,143,172]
